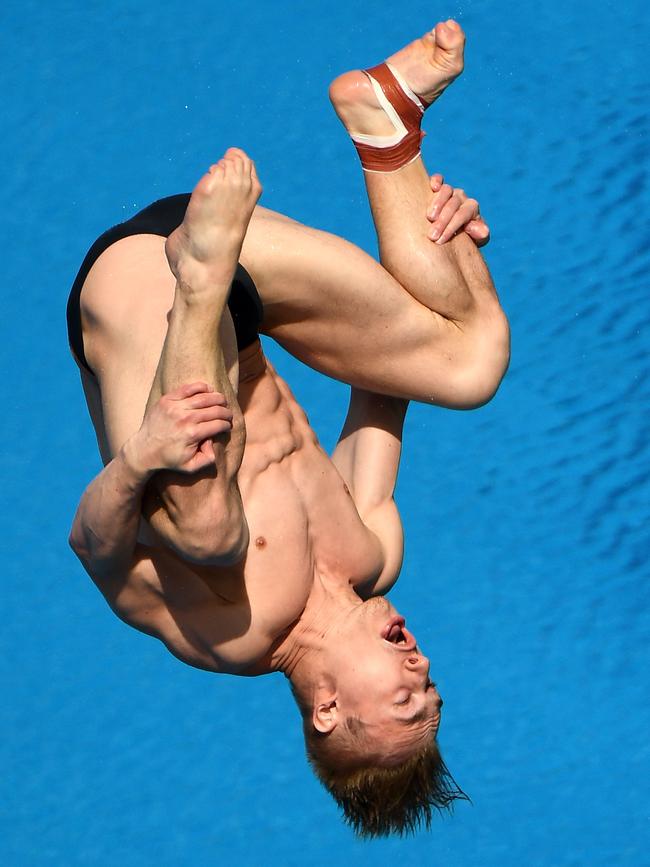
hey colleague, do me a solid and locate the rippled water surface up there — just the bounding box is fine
[2,1,648,864]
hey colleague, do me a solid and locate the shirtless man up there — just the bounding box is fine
[69,22,509,836]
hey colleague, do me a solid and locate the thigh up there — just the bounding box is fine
[240,207,460,402]
[79,233,238,457]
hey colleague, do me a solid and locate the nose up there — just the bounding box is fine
[405,653,429,674]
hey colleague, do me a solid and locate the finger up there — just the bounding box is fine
[429,196,462,240]
[169,382,211,400]
[465,219,490,247]
[186,391,228,409]
[427,183,453,221]
[191,405,234,424]
[430,173,444,193]
[427,182,453,220]
[435,200,479,244]
[194,418,233,439]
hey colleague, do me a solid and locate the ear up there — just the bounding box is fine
[313,698,339,734]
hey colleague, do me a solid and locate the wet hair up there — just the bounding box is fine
[291,686,469,837]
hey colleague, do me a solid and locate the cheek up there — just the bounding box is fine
[337,654,397,701]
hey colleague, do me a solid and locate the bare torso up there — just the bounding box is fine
[83,341,386,675]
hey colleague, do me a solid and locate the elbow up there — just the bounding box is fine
[68,526,88,562]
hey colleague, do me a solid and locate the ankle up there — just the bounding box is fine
[172,260,234,304]
[332,65,426,173]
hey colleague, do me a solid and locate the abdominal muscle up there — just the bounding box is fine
[204,346,385,663]
[103,344,384,673]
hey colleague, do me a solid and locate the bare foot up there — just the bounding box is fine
[329,20,465,137]
[166,147,262,290]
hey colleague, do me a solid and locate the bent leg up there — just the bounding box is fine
[240,209,466,405]
[333,21,509,404]
[241,22,508,408]
[242,199,507,409]
[80,152,262,563]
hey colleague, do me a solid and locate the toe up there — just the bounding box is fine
[434,19,465,49]
[225,147,249,160]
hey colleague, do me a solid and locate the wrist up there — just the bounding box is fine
[119,435,157,485]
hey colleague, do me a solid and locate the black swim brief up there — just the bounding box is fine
[66,193,263,374]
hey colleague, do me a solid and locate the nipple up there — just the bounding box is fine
[255,536,267,549]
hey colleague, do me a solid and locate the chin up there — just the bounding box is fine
[361,595,393,613]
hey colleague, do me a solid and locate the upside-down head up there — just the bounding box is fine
[289,597,468,836]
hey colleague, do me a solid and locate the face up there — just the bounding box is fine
[324,597,443,764]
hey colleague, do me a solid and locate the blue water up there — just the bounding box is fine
[2,0,648,864]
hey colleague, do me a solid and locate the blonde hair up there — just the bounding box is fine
[292,686,468,837]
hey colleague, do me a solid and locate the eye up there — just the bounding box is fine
[396,693,411,706]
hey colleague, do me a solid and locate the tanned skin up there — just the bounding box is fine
[70,21,508,751]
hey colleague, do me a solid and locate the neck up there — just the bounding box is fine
[270,575,362,683]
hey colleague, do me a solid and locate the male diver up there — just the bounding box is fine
[68,21,509,836]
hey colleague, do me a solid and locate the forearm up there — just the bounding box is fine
[69,439,152,578]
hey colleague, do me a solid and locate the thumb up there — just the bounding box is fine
[188,439,217,471]
[186,451,216,474]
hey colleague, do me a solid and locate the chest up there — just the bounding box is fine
[234,452,384,629]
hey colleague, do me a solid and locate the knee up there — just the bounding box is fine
[143,484,249,566]
[447,309,511,410]
[464,311,511,408]
[172,505,249,566]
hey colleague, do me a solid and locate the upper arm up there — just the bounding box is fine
[81,543,255,672]
[75,542,212,669]
[331,389,407,594]
[356,499,404,598]
[78,542,166,637]
[331,389,407,517]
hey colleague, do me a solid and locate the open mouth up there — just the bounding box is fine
[381,616,416,650]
